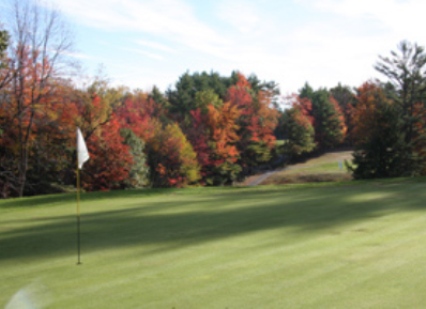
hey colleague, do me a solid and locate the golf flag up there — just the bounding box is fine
[77,127,90,169]
[76,127,89,265]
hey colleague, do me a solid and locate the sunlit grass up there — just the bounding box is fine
[2,178,426,308]
[265,150,353,184]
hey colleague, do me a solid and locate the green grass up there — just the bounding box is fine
[283,151,353,174]
[265,151,353,184]
[2,179,426,308]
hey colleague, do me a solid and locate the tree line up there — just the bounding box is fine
[0,2,282,197]
[282,41,426,181]
[1,1,426,198]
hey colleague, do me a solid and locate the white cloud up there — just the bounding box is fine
[47,0,278,78]
[134,39,175,53]
[43,0,426,94]
[121,47,164,61]
[304,0,426,42]
[216,0,261,34]
[49,0,230,59]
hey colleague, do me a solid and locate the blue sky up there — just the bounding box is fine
[5,0,426,96]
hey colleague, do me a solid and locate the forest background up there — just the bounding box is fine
[1,1,426,198]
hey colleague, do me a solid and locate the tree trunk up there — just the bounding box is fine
[17,158,27,197]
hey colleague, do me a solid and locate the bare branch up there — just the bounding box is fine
[1,0,74,196]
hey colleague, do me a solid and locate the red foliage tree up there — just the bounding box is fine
[349,82,383,145]
[82,116,133,191]
[226,73,279,168]
[188,108,211,169]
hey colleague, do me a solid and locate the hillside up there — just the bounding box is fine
[242,150,353,186]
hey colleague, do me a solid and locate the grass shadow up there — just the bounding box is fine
[1,179,426,261]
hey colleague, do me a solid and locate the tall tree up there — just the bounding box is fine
[330,83,355,143]
[226,73,279,172]
[282,96,316,159]
[0,29,10,84]
[120,128,149,188]
[205,102,241,185]
[24,80,77,195]
[0,29,8,57]
[0,28,10,150]
[375,40,426,173]
[166,71,231,124]
[300,86,346,150]
[82,117,133,191]
[248,74,280,108]
[0,0,72,196]
[349,82,407,179]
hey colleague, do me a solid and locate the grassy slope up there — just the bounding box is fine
[2,179,426,308]
[264,151,353,184]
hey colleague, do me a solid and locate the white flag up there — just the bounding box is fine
[77,127,90,170]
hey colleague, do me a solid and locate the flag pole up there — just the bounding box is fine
[76,162,82,265]
[76,127,89,266]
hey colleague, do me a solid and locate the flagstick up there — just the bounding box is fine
[76,166,82,265]
[76,127,89,266]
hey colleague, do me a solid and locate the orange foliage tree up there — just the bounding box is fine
[349,82,407,178]
[226,73,279,172]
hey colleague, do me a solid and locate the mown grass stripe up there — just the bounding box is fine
[1,179,426,308]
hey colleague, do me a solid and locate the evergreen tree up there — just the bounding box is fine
[299,86,346,150]
[0,29,8,69]
[166,71,231,124]
[375,41,426,173]
[282,106,316,158]
[120,128,149,188]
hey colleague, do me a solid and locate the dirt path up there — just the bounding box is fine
[240,169,283,186]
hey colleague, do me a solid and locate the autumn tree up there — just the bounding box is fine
[0,1,73,196]
[24,80,79,194]
[116,91,157,142]
[349,82,407,179]
[187,107,211,177]
[82,117,133,191]
[330,83,355,143]
[243,87,279,166]
[74,78,127,138]
[147,121,200,187]
[115,92,154,187]
[248,74,281,108]
[282,95,316,158]
[166,71,231,124]
[204,102,241,185]
[116,89,201,188]
[226,73,279,173]
[299,84,346,150]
